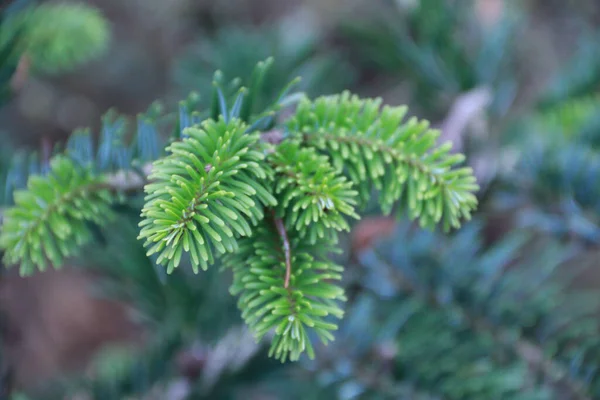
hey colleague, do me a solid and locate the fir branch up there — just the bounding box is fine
[269,141,359,244]
[0,66,481,368]
[287,91,479,231]
[0,156,153,274]
[138,117,277,273]
[224,224,346,362]
[0,156,120,275]
[0,60,298,276]
[365,250,592,399]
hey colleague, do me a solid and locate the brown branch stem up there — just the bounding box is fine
[272,211,292,288]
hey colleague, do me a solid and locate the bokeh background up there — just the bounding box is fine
[2,0,600,399]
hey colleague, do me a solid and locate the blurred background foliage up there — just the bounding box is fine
[2,0,600,399]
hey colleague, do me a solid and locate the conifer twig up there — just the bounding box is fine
[367,253,592,400]
[272,211,292,288]
[0,164,152,229]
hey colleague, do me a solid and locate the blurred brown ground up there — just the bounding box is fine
[0,267,142,394]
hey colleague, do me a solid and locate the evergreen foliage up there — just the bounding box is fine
[311,221,600,399]
[534,95,600,137]
[287,93,478,229]
[225,223,346,362]
[342,0,520,117]
[0,2,110,73]
[0,1,110,108]
[540,32,600,109]
[0,1,23,106]
[174,24,355,107]
[270,141,359,243]
[0,59,478,363]
[0,156,119,275]
[138,118,277,273]
[3,2,600,398]
[499,92,600,244]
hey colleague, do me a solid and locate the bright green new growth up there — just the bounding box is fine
[136,93,478,361]
[0,70,479,361]
[138,118,277,273]
[270,142,359,244]
[0,156,117,275]
[0,3,110,73]
[224,224,345,362]
[288,92,478,230]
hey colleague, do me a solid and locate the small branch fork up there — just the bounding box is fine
[271,211,292,288]
[262,129,292,289]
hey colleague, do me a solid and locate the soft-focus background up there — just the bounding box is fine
[2,0,600,399]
